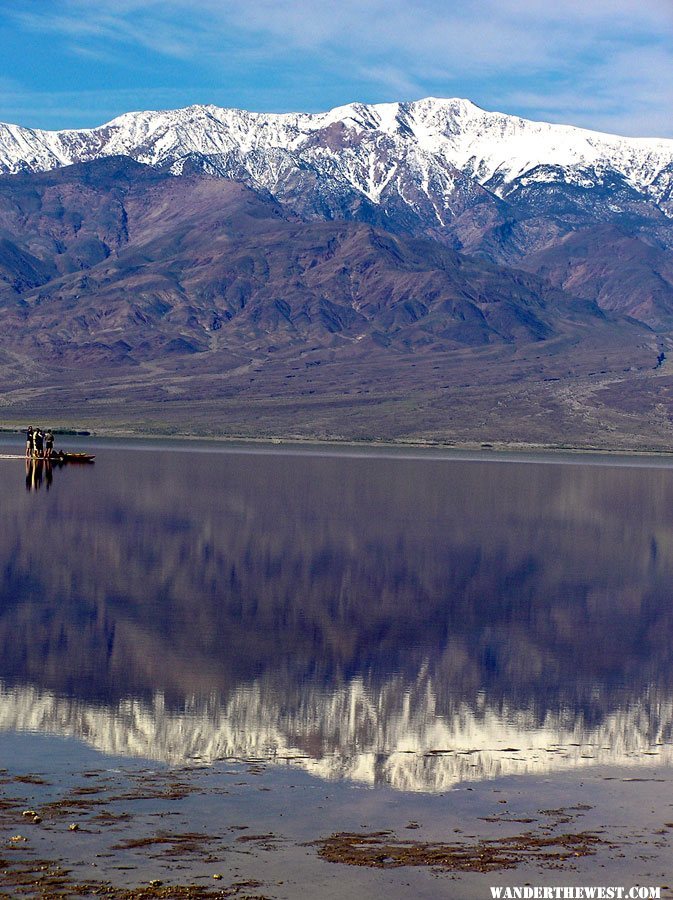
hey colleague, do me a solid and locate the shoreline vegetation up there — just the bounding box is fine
[1,423,673,458]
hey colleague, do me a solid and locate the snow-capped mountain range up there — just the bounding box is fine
[2,98,672,220]
[2,99,673,444]
[2,677,672,791]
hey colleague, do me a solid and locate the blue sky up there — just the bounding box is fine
[1,0,672,137]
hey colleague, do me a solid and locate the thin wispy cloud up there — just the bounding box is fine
[1,0,671,136]
[0,87,212,129]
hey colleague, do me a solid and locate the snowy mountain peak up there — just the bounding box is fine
[1,97,673,219]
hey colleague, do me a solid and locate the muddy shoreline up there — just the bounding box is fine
[2,743,673,899]
[3,426,673,461]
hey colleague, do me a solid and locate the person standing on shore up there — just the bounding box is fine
[25,426,34,458]
[33,428,44,459]
[45,429,54,459]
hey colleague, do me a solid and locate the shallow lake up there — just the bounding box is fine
[1,437,672,896]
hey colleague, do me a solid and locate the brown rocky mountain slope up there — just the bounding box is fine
[521,225,673,328]
[0,158,670,448]
[0,156,605,364]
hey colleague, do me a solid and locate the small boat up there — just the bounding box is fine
[51,452,96,464]
[0,452,96,463]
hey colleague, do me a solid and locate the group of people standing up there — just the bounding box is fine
[25,426,55,459]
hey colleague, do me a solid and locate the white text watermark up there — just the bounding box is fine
[489,888,662,900]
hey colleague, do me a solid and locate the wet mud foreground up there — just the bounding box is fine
[1,758,673,899]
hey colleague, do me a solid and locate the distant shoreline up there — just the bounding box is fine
[2,424,673,461]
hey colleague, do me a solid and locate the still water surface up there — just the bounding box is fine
[1,438,673,792]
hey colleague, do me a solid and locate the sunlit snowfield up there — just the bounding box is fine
[1,437,673,895]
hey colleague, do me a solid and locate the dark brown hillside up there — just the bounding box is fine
[0,158,604,366]
[522,225,673,329]
[0,157,159,290]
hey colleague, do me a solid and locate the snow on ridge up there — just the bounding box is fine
[1,97,673,205]
[1,677,672,791]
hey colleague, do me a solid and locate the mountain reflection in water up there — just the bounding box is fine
[1,445,673,790]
